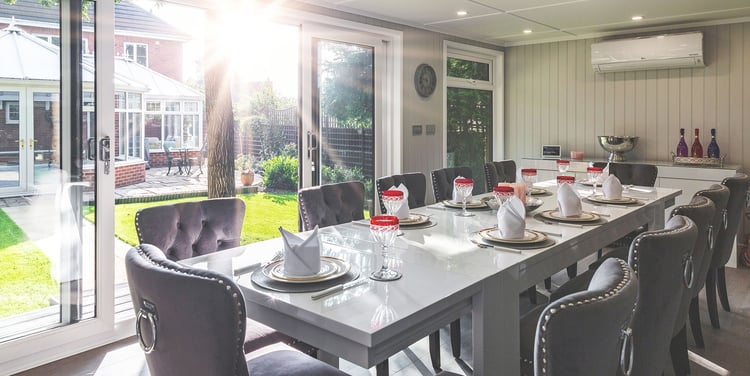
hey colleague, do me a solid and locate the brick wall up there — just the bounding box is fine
[147,150,201,168]
[82,160,146,188]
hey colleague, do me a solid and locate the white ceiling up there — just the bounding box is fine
[299,0,750,46]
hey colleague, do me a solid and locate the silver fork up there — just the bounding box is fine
[234,251,283,278]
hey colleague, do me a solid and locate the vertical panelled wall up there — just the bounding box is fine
[505,22,750,171]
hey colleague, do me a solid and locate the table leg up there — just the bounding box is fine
[317,350,339,369]
[473,270,518,374]
[647,202,666,231]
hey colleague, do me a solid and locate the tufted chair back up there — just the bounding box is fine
[484,160,517,191]
[534,258,637,376]
[431,166,475,202]
[135,198,245,261]
[714,173,750,268]
[693,185,730,294]
[626,215,698,376]
[376,173,427,214]
[298,181,365,231]
[126,244,250,376]
[668,196,714,335]
[592,162,658,187]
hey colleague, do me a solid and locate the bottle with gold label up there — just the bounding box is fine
[707,128,720,158]
[676,128,688,157]
[690,128,703,158]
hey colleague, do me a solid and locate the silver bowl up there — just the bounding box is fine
[597,136,639,162]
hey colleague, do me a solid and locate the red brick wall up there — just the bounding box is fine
[148,150,201,168]
[82,160,146,188]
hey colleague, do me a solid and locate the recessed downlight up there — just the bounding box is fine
[457,10,468,16]
[631,15,643,21]
[523,29,533,34]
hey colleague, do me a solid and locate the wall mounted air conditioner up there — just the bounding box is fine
[591,32,704,73]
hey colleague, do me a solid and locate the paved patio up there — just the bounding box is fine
[116,167,260,201]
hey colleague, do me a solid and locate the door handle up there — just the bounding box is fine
[15,139,24,150]
[307,131,318,160]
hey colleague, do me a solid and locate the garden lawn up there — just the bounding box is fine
[0,210,57,318]
[99,192,300,247]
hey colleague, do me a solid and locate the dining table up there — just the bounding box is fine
[181,181,680,375]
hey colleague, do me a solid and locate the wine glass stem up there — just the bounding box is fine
[462,199,467,216]
[380,245,389,272]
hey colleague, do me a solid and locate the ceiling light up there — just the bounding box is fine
[631,15,643,21]
[457,10,467,16]
[523,29,533,34]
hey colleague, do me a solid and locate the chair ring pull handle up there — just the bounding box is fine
[620,327,634,376]
[722,209,728,230]
[683,255,695,289]
[707,225,715,253]
[136,308,158,354]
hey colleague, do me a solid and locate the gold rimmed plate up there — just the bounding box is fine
[477,228,548,244]
[540,209,601,222]
[529,188,548,195]
[398,213,431,226]
[586,195,640,205]
[264,256,350,283]
[442,200,487,209]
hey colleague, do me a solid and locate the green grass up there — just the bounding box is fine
[0,210,57,318]
[85,192,302,247]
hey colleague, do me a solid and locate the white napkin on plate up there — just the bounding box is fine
[452,176,472,203]
[603,175,623,199]
[389,184,411,219]
[598,163,611,183]
[279,226,321,276]
[497,196,526,239]
[557,182,583,217]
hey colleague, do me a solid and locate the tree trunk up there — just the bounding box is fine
[204,6,235,198]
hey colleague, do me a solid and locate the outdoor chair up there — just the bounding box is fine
[484,159,517,191]
[124,244,347,376]
[548,215,698,376]
[704,173,750,329]
[162,141,183,175]
[519,258,638,376]
[134,198,315,355]
[298,181,365,231]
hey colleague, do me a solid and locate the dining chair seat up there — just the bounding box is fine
[519,258,638,376]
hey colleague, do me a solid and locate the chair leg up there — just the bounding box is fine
[376,359,388,376]
[527,286,538,305]
[450,319,461,358]
[706,268,721,329]
[688,297,705,348]
[717,266,731,312]
[597,249,603,258]
[429,331,442,372]
[670,325,691,376]
[166,160,172,175]
[544,277,552,290]
[566,263,578,279]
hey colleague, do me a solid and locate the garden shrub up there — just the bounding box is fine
[262,155,298,191]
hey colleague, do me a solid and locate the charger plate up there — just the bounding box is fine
[585,195,641,205]
[251,267,360,293]
[399,213,431,226]
[264,256,350,283]
[529,188,548,195]
[471,234,556,250]
[477,228,548,244]
[442,200,487,209]
[540,209,600,222]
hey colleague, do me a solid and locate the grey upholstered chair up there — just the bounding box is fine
[549,215,699,376]
[430,166,475,202]
[705,173,750,330]
[592,162,658,187]
[688,184,729,348]
[135,197,245,261]
[519,258,638,376]
[375,172,427,214]
[134,198,311,355]
[298,181,365,231]
[125,244,347,376]
[484,160,517,191]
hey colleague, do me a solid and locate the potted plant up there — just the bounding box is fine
[236,154,254,186]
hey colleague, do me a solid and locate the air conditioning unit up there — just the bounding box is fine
[591,32,704,73]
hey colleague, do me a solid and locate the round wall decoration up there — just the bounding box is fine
[414,63,437,98]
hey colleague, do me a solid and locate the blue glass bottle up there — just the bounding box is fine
[707,128,720,158]
[676,128,689,157]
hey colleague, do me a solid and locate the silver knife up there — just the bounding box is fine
[311,278,368,300]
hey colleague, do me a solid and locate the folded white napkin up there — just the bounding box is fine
[598,163,611,183]
[389,184,411,219]
[557,182,583,217]
[497,196,526,239]
[279,226,321,276]
[452,176,472,203]
[603,175,623,199]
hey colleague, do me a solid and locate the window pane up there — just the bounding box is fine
[114,92,125,109]
[125,44,134,60]
[165,101,180,112]
[447,57,490,81]
[127,93,141,110]
[146,101,161,112]
[447,87,492,181]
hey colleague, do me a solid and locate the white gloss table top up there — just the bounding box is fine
[182,182,681,374]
